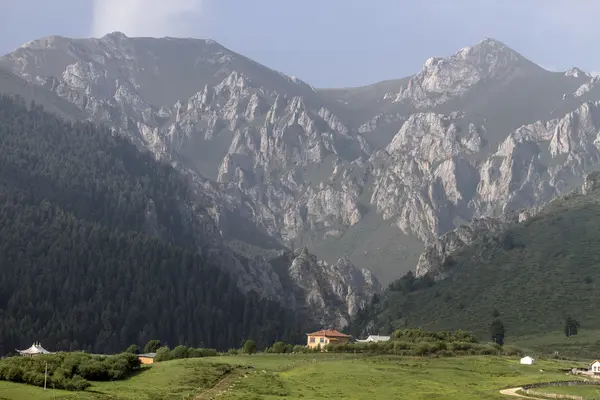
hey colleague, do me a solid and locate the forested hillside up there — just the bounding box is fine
[0,96,301,355]
[352,176,600,341]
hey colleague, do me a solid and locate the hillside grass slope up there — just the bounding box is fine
[354,179,600,345]
[0,355,580,400]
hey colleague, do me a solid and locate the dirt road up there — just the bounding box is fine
[499,387,539,399]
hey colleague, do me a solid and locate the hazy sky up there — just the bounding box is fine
[2,0,600,87]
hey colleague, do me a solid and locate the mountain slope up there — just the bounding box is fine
[352,172,600,340]
[0,95,303,354]
[4,33,600,286]
[0,66,88,120]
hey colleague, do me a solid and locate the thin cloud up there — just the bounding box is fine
[90,0,205,38]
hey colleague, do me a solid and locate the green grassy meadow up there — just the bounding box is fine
[0,359,232,400]
[216,356,577,400]
[0,354,584,400]
[513,329,600,360]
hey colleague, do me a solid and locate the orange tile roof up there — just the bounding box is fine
[306,329,351,338]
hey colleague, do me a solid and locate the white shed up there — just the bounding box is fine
[520,356,536,365]
[356,335,391,343]
[590,360,600,373]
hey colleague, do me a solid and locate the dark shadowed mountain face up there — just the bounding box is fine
[0,95,305,353]
[3,33,600,300]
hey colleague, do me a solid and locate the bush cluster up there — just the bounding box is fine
[262,341,319,354]
[323,341,522,357]
[391,328,479,344]
[154,345,218,362]
[0,352,140,391]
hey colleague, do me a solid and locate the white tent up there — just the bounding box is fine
[520,356,536,365]
[16,342,54,356]
[356,335,391,343]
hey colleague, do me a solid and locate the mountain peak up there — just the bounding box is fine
[392,38,539,107]
[475,37,508,48]
[101,31,129,40]
[565,67,590,78]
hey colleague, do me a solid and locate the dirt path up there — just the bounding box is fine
[194,369,240,400]
[499,387,540,399]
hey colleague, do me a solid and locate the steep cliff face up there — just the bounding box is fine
[3,32,600,291]
[281,247,381,328]
[0,33,378,330]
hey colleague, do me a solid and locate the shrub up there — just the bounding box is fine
[0,352,139,391]
[125,344,139,354]
[393,341,410,350]
[450,342,474,352]
[143,340,161,354]
[415,343,431,356]
[154,347,172,362]
[430,341,448,352]
[271,341,286,354]
[293,345,307,353]
[171,345,190,360]
[243,340,257,355]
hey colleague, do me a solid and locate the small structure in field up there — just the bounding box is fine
[356,335,391,343]
[16,342,54,356]
[137,353,156,365]
[520,356,536,365]
[306,329,351,349]
[589,360,600,374]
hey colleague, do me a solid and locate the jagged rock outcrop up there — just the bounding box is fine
[582,171,600,194]
[3,32,600,293]
[282,247,381,328]
[565,67,591,79]
[392,38,542,107]
[370,113,482,242]
[414,210,533,280]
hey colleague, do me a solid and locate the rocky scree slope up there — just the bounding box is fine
[3,33,600,288]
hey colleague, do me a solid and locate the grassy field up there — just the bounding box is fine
[0,354,585,400]
[213,355,578,400]
[513,329,600,360]
[0,359,232,400]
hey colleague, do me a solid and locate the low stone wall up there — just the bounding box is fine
[522,389,582,400]
[523,381,600,389]
[521,380,600,400]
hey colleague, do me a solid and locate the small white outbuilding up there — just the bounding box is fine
[520,356,536,365]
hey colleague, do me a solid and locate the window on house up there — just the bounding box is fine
[320,338,325,343]
[309,337,315,343]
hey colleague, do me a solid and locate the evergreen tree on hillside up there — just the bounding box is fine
[564,317,580,338]
[490,319,505,345]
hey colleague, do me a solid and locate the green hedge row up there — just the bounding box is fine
[323,341,522,356]
[0,352,140,391]
[154,345,218,362]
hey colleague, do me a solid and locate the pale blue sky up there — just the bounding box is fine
[1,0,599,87]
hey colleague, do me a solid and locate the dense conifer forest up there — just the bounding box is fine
[0,96,301,355]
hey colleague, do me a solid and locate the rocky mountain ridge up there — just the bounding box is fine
[3,32,600,302]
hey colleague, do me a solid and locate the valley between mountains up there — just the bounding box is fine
[3,32,600,345]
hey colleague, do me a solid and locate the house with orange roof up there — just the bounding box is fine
[306,329,351,349]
